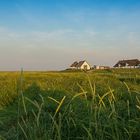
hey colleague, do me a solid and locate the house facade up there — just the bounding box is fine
[70,60,91,70]
[114,59,140,68]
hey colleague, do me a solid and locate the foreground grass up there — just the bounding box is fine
[0,69,140,140]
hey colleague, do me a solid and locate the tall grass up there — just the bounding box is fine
[0,69,140,140]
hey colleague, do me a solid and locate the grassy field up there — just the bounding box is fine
[0,69,140,140]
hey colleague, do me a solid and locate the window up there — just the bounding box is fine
[84,65,87,70]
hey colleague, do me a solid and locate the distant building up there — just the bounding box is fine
[94,65,110,70]
[114,59,140,68]
[70,60,91,70]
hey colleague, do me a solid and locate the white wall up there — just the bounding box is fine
[80,61,91,70]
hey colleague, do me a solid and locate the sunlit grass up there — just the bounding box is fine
[0,69,140,140]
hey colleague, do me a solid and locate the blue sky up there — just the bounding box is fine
[0,0,140,70]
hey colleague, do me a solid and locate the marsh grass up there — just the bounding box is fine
[0,69,140,140]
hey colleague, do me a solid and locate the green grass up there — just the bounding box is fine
[0,69,140,140]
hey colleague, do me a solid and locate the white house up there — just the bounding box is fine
[114,59,140,68]
[70,60,91,70]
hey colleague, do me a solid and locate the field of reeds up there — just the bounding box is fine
[0,69,140,140]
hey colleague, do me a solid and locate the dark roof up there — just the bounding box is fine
[76,61,86,67]
[70,61,78,67]
[114,59,140,67]
[70,60,89,68]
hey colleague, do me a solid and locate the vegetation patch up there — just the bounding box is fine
[0,69,140,140]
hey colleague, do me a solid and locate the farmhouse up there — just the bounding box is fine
[114,59,140,68]
[70,60,91,70]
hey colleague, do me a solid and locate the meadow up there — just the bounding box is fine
[0,69,140,140]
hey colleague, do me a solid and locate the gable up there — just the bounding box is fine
[79,61,91,68]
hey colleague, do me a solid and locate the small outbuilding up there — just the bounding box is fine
[95,66,110,70]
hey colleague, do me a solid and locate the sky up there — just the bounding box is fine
[0,0,140,70]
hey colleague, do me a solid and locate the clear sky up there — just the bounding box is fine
[0,0,140,70]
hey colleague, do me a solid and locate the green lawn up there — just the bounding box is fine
[0,69,140,140]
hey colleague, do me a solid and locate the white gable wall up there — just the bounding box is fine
[80,61,91,70]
